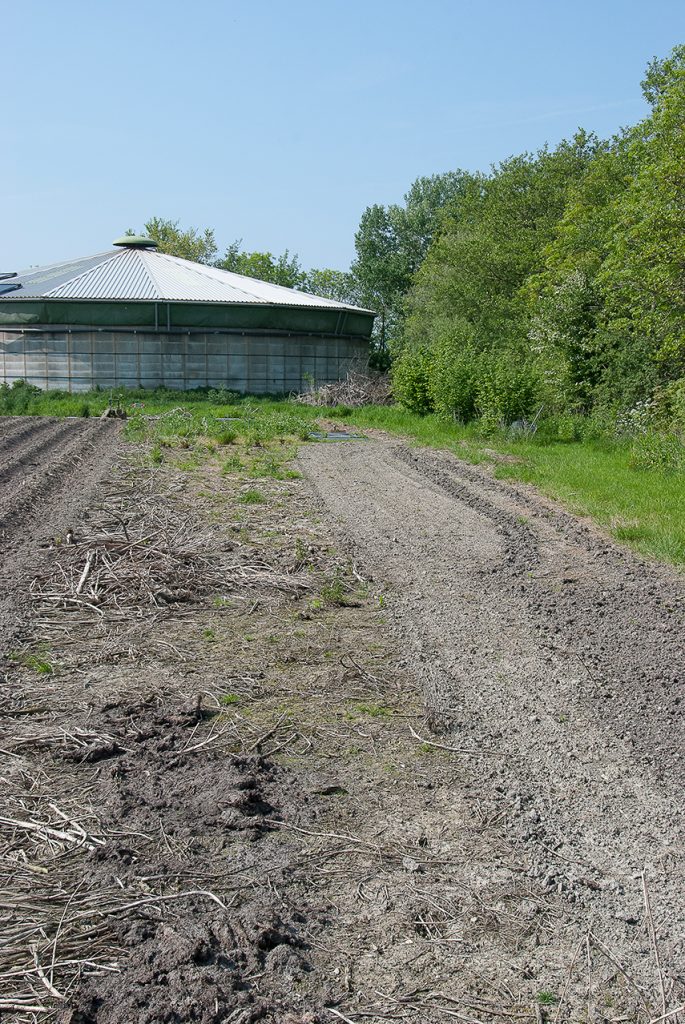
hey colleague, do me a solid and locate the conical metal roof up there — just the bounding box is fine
[0,244,371,313]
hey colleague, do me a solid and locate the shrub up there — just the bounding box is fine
[475,356,540,425]
[0,380,42,414]
[630,431,685,473]
[391,348,434,414]
[652,378,685,436]
[535,414,585,443]
[430,338,480,421]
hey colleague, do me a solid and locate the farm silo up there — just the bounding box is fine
[0,236,374,393]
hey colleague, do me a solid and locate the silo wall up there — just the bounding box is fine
[0,330,369,394]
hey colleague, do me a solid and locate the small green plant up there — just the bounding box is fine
[10,646,54,674]
[239,488,266,504]
[293,537,310,568]
[202,627,217,642]
[149,444,163,465]
[321,566,355,606]
[221,454,244,474]
[536,992,559,1006]
[215,426,238,445]
[353,702,393,718]
[220,693,241,706]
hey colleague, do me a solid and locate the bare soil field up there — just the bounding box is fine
[1,421,683,1024]
[0,416,122,655]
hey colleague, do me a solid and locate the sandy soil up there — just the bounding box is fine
[300,438,685,1011]
[1,424,683,1024]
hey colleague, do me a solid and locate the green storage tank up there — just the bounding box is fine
[0,236,375,393]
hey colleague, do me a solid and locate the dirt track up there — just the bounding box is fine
[300,438,685,996]
[0,415,121,651]
[2,425,684,1023]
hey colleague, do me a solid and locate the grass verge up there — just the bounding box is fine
[342,406,685,566]
[1,382,683,565]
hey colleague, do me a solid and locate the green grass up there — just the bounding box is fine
[3,381,683,565]
[0,382,321,444]
[340,406,685,566]
[239,488,266,504]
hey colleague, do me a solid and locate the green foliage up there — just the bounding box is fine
[303,267,361,305]
[0,380,43,414]
[352,172,474,359]
[391,348,434,414]
[403,133,598,364]
[144,216,218,264]
[429,335,480,421]
[630,431,685,473]
[475,357,540,425]
[217,241,306,288]
[239,488,266,504]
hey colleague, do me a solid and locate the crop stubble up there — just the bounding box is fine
[1,418,683,1024]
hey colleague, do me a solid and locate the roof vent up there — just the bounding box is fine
[112,234,158,249]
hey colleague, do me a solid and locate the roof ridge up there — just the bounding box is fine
[151,251,259,302]
[123,247,160,297]
[42,249,125,298]
[154,251,362,310]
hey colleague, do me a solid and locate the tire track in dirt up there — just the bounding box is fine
[299,437,685,991]
[0,416,122,654]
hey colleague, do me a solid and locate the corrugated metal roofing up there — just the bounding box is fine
[2,245,373,313]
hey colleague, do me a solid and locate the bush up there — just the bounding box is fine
[475,356,540,425]
[391,348,434,414]
[652,378,685,436]
[0,380,42,414]
[535,413,585,443]
[430,338,480,421]
[630,431,685,473]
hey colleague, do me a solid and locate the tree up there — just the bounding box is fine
[143,217,218,264]
[641,44,685,108]
[403,134,598,361]
[303,268,362,305]
[601,50,685,384]
[216,241,307,289]
[351,171,476,357]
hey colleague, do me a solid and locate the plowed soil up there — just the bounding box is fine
[0,415,122,652]
[1,424,683,1024]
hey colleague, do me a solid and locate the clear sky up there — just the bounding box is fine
[2,0,684,272]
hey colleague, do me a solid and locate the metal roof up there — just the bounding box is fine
[0,245,373,313]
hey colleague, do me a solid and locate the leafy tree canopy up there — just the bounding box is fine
[143,217,218,265]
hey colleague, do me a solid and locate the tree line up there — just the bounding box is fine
[142,45,685,437]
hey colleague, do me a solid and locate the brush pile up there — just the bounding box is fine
[297,370,392,408]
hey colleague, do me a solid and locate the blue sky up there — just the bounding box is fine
[2,0,684,272]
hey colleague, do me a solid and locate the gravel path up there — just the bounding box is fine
[299,437,685,990]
